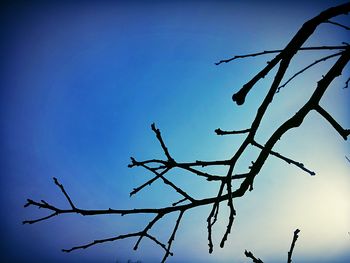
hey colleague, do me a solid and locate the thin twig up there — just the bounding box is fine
[135,162,196,203]
[22,211,58,224]
[206,181,225,253]
[151,123,174,163]
[215,128,251,135]
[215,45,347,65]
[251,140,315,176]
[134,213,164,250]
[326,20,350,30]
[172,197,187,206]
[315,105,350,140]
[130,166,170,196]
[287,229,301,263]
[161,210,184,263]
[277,51,343,93]
[343,76,350,88]
[62,232,171,255]
[53,177,76,209]
[245,250,264,263]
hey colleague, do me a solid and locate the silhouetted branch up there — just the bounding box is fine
[244,250,264,263]
[251,140,315,176]
[287,229,301,263]
[215,45,347,65]
[53,177,76,209]
[219,194,235,248]
[62,232,171,256]
[129,166,170,197]
[172,197,187,207]
[245,228,301,262]
[343,76,350,88]
[130,161,195,202]
[161,210,184,263]
[207,181,225,253]
[22,209,58,224]
[276,51,344,93]
[215,128,251,135]
[326,20,350,30]
[231,3,350,105]
[134,213,164,250]
[315,105,350,140]
[151,123,174,163]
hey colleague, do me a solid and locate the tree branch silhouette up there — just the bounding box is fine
[245,250,264,263]
[276,51,344,93]
[215,45,347,65]
[245,229,301,263]
[343,76,350,88]
[23,2,350,262]
[287,229,301,263]
[325,20,350,30]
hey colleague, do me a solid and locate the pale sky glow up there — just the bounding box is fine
[1,1,349,262]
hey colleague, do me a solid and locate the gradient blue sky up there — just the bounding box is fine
[1,1,349,262]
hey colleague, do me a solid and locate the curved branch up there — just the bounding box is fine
[277,51,344,93]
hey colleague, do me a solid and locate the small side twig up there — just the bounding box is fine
[62,232,171,255]
[315,105,350,140]
[251,140,315,176]
[215,45,347,65]
[151,123,174,163]
[134,213,164,250]
[244,250,264,263]
[277,51,343,93]
[343,76,350,88]
[325,20,350,30]
[219,178,236,248]
[207,181,225,253]
[215,128,251,135]
[161,210,184,263]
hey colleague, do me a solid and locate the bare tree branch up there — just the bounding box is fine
[245,250,264,263]
[215,128,251,135]
[287,229,301,263]
[276,51,344,93]
[346,156,350,163]
[343,76,350,88]
[315,105,350,140]
[161,210,184,263]
[215,45,347,65]
[62,232,172,256]
[151,123,174,163]
[129,165,170,197]
[231,4,350,105]
[326,20,350,30]
[251,140,315,176]
[245,228,301,262]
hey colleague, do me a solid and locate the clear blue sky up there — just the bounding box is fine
[1,1,349,262]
